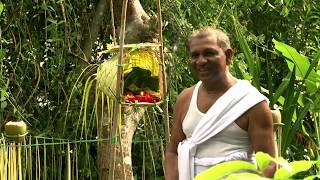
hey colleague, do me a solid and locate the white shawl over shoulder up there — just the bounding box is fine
[177,80,267,180]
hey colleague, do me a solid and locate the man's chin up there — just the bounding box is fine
[198,74,221,82]
[197,71,211,78]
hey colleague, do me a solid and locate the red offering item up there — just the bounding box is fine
[125,92,135,102]
[125,91,161,103]
[145,93,153,103]
[135,95,146,102]
[152,95,161,102]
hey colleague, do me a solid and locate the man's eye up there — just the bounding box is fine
[203,51,216,57]
[191,53,199,59]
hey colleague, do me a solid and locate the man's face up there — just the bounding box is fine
[189,35,231,82]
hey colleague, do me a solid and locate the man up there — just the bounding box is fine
[165,27,276,180]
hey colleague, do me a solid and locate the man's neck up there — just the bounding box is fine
[201,74,237,94]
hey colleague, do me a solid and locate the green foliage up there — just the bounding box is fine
[256,152,274,172]
[225,173,270,180]
[0,0,319,178]
[231,13,319,161]
[195,160,257,180]
[273,39,320,95]
[232,15,261,90]
[195,152,319,180]
[124,67,159,92]
[0,2,3,15]
[274,160,317,179]
[272,40,320,157]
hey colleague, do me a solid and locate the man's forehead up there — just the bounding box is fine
[190,37,220,51]
[190,35,219,45]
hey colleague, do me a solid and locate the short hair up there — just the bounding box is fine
[188,27,231,51]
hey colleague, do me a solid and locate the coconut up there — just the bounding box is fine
[5,121,28,142]
[271,109,283,128]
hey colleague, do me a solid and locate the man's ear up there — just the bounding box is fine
[225,48,233,65]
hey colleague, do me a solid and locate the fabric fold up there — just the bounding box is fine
[177,80,267,180]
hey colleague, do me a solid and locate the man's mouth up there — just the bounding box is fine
[198,68,210,73]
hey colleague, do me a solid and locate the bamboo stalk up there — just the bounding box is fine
[44,138,47,180]
[142,142,145,180]
[147,140,157,178]
[67,143,71,180]
[29,136,32,180]
[0,138,5,180]
[9,143,12,180]
[18,143,22,180]
[23,138,26,180]
[156,0,170,145]
[160,138,165,175]
[5,141,7,179]
[75,146,79,180]
[108,0,128,179]
[110,0,116,45]
[14,144,17,180]
[11,143,17,180]
[150,109,166,174]
[52,138,55,180]
[36,138,40,180]
[58,142,62,180]
[8,144,11,180]
[0,140,2,179]
[314,112,320,155]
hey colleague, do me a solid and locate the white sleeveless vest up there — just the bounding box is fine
[182,81,252,159]
[178,80,266,178]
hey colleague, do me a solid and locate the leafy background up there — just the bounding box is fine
[0,0,319,179]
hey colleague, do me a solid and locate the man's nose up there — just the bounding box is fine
[196,54,208,64]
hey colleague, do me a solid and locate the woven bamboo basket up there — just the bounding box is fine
[96,46,163,106]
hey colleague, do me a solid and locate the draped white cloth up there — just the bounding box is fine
[177,80,267,180]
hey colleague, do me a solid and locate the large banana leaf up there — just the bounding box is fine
[273,39,320,95]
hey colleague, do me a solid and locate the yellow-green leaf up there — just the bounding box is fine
[225,173,270,180]
[256,152,273,172]
[195,160,257,180]
[274,160,317,179]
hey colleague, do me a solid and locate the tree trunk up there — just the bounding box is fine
[117,107,145,180]
[96,0,155,179]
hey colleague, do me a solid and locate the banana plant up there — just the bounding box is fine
[195,152,320,180]
[272,40,320,157]
[232,15,320,159]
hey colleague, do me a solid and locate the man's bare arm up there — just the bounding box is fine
[248,101,276,177]
[165,91,188,180]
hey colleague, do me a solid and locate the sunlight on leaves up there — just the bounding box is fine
[256,152,273,172]
[274,160,317,179]
[0,2,3,16]
[195,161,257,180]
[273,39,320,95]
[225,173,270,180]
[304,175,320,180]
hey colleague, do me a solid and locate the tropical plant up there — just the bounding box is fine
[195,152,320,180]
[0,0,319,179]
[231,14,320,160]
[272,40,320,159]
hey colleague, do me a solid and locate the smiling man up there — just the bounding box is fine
[165,27,276,180]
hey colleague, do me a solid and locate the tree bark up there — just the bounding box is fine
[96,1,155,180]
[97,105,146,180]
[119,107,145,180]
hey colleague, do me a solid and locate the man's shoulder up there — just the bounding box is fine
[176,85,196,102]
[246,100,272,121]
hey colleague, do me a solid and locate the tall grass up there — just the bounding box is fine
[0,136,92,179]
[0,111,166,179]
